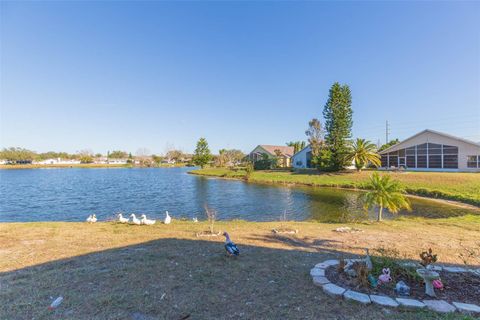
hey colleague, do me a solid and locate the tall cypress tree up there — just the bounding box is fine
[322,82,353,171]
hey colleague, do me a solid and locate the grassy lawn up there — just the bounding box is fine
[1,217,479,319]
[190,168,480,207]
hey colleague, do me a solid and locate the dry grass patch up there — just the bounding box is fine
[0,218,479,319]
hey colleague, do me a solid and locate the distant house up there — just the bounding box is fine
[291,145,313,169]
[107,158,128,165]
[379,129,480,172]
[248,145,295,167]
[34,158,81,165]
[292,145,357,170]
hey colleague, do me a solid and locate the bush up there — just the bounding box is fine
[253,159,277,170]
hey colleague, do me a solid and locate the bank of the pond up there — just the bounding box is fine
[190,168,480,207]
[1,217,478,319]
[0,163,189,169]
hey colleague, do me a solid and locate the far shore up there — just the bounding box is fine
[189,167,480,208]
[0,163,189,170]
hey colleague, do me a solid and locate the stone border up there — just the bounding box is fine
[311,259,480,315]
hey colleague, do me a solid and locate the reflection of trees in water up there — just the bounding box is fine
[339,192,367,223]
[299,188,371,222]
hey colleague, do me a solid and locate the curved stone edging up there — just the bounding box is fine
[311,259,480,314]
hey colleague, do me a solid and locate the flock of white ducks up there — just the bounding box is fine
[86,211,179,225]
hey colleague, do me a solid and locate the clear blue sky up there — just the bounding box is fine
[1,1,479,155]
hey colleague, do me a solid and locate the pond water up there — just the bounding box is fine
[0,167,478,222]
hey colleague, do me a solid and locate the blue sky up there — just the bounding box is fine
[1,1,479,155]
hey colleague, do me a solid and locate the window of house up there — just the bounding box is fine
[417,143,427,155]
[443,155,458,169]
[406,147,416,155]
[381,155,388,167]
[406,156,415,168]
[467,155,478,168]
[428,155,442,168]
[443,145,458,154]
[388,156,398,167]
[417,156,427,168]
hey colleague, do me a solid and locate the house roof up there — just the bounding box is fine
[256,145,295,157]
[379,129,480,154]
[292,144,311,157]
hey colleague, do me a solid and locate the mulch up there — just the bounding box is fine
[326,266,480,305]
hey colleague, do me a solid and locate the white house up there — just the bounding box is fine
[291,145,313,169]
[292,145,356,170]
[379,129,480,172]
[34,158,81,165]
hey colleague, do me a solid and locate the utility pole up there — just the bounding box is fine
[385,120,390,144]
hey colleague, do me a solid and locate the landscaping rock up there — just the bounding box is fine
[443,266,466,273]
[452,302,480,314]
[431,265,443,272]
[314,262,331,269]
[343,290,371,305]
[310,268,325,277]
[322,283,346,297]
[312,276,330,286]
[423,300,456,313]
[396,298,425,309]
[467,269,480,276]
[370,295,399,307]
[400,262,420,268]
[321,259,340,266]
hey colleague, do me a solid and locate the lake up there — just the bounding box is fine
[0,167,478,222]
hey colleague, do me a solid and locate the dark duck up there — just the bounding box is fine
[223,232,240,256]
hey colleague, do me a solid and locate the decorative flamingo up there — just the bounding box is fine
[433,279,444,290]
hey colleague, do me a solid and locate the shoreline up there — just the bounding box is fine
[0,164,189,170]
[188,169,480,210]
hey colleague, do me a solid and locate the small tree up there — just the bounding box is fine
[109,150,128,159]
[344,138,381,172]
[244,161,254,180]
[77,149,94,164]
[193,138,212,168]
[379,139,400,152]
[363,173,411,221]
[286,141,306,154]
[305,118,325,168]
[204,204,218,234]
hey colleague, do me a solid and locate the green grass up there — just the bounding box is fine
[190,168,480,207]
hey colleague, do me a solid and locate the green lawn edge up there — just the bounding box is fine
[189,168,480,207]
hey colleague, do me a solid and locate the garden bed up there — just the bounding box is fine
[325,265,480,305]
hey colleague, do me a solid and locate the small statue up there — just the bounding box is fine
[394,280,410,296]
[368,274,378,288]
[378,268,392,284]
[364,248,373,271]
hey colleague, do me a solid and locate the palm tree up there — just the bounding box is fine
[364,173,411,221]
[345,138,381,172]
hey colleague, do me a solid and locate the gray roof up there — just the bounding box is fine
[379,129,480,154]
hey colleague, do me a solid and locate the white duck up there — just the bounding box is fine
[164,211,172,224]
[117,213,129,223]
[140,214,156,225]
[192,217,198,223]
[129,214,141,225]
[86,214,97,223]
